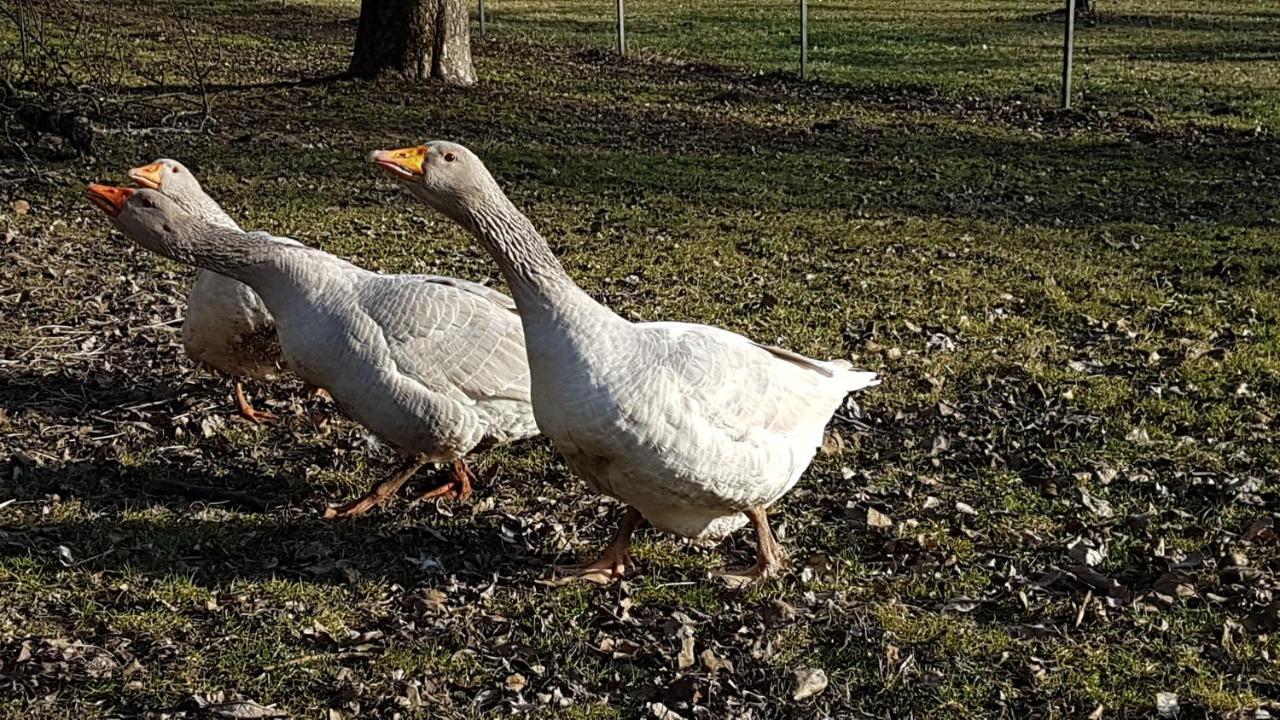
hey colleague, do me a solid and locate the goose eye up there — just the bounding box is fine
[142,197,155,208]
[443,152,457,163]
[171,166,181,174]
[162,224,174,234]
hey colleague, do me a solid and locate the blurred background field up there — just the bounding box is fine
[0,1,1277,718]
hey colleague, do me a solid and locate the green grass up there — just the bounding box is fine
[490,0,1280,129]
[0,0,1277,717]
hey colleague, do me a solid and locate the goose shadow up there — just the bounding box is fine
[0,457,563,589]
[0,369,192,419]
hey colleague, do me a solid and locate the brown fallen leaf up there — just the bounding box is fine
[700,648,733,675]
[1244,517,1276,545]
[1080,489,1114,518]
[1126,427,1152,445]
[793,667,828,700]
[192,691,288,719]
[867,507,893,529]
[820,431,845,455]
[767,598,798,624]
[599,636,642,659]
[677,635,696,670]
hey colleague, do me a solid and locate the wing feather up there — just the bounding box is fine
[356,276,531,406]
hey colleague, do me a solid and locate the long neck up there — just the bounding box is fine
[455,189,605,318]
[157,220,273,280]
[186,191,240,231]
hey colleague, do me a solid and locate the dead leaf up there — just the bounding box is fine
[1126,427,1152,445]
[677,635,695,670]
[820,432,844,455]
[599,636,642,659]
[943,599,980,613]
[867,507,893,529]
[420,588,448,614]
[767,599,797,624]
[192,691,288,719]
[1244,517,1276,545]
[1067,537,1106,566]
[1079,489,1114,518]
[792,667,828,700]
[700,648,733,675]
[649,702,684,720]
[930,433,950,456]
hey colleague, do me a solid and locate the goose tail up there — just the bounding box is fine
[828,360,881,393]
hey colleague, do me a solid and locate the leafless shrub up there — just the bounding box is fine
[125,14,225,132]
[0,0,127,109]
[0,0,127,163]
[0,0,225,162]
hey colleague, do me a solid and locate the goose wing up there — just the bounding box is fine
[357,275,531,406]
[642,321,876,441]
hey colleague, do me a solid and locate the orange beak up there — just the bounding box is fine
[370,146,427,181]
[86,183,135,217]
[128,162,165,190]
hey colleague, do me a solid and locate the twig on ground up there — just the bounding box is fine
[149,478,270,512]
[259,651,374,673]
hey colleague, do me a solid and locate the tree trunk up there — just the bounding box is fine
[348,0,475,86]
[1076,0,1092,12]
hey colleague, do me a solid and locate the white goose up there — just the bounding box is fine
[373,142,879,584]
[128,159,299,424]
[87,183,539,518]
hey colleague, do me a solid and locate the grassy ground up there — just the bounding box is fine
[492,0,1280,129]
[1,0,1278,717]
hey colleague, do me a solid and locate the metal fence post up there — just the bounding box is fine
[1061,0,1076,108]
[800,0,809,78]
[616,0,626,56]
[479,0,486,37]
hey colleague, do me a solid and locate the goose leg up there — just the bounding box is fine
[323,454,428,519]
[714,507,787,587]
[235,382,278,424]
[552,506,644,585]
[413,458,476,502]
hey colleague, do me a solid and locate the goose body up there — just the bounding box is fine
[526,312,876,541]
[89,183,538,515]
[181,241,300,383]
[241,241,536,458]
[129,159,299,422]
[374,141,879,581]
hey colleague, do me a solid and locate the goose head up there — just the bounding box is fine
[370,141,499,224]
[128,158,237,229]
[87,183,195,257]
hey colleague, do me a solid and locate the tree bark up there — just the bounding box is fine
[348,0,475,86]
